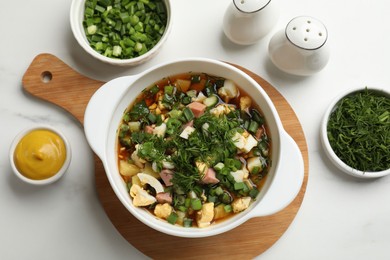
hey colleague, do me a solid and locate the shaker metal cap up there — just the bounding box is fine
[285,16,328,50]
[233,0,271,13]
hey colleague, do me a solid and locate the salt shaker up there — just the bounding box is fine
[223,0,279,45]
[268,16,330,76]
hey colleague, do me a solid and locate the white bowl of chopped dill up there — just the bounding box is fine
[83,57,304,237]
[321,87,390,178]
[70,0,171,66]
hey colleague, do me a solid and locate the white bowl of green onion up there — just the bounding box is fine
[321,87,390,178]
[70,0,171,66]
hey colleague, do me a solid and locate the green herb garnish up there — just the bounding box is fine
[327,88,390,172]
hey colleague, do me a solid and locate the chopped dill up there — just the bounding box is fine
[327,88,390,172]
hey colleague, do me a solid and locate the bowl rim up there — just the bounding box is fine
[320,86,390,178]
[9,125,72,185]
[69,0,172,66]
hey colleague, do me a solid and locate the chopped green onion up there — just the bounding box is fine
[167,212,178,224]
[251,109,264,124]
[234,182,246,190]
[183,218,193,227]
[248,120,259,134]
[95,5,106,13]
[190,198,202,210]
[83,0,167,59]
[249,188,260,199]
[183,107,194,122]
[164,85,175,95]
[220,191,232,204]
[224,204,232,213]
[208,195,217,203]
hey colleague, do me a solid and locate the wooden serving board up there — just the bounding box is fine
[22,53,308,259]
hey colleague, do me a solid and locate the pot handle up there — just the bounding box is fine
[248,130,304,217]
[84,76,135,159]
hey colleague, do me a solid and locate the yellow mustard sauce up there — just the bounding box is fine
[14,129,66,180]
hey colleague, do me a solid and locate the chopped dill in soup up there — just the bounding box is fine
[117,73,271,228]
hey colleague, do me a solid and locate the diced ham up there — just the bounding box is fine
[156,192,173,204]
[159,169,174,186]
[144,125,154,134]
[202,168,220,184]
[255,127,264,140]
[187,102,206,118]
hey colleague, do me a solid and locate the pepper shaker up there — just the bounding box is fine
[223,0,279,45]
[268,16,330,76]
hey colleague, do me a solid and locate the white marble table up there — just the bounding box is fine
[1,0,389,259]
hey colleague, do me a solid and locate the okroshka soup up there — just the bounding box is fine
[116,72,271,228]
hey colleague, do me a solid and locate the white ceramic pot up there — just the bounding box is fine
[268,16,330,76]
[84,58,304,238]
[223,0,279,45]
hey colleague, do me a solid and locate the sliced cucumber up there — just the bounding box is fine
[203,94,219,107]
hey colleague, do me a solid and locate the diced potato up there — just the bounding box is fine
[242,134,257,153]
[154,203,173,219]
[196,202,214,228]
[214,204,231,220]
[231,131,258,153]
[119,160,140,177]
[239,96,252,112]
[231,132,246,150]
[174,79,191,92]
[230,169,249,183]
[218,79,238,102]
[247,157,263,174]
[231,197,251,213]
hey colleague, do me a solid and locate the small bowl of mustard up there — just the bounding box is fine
[9,125,71,185]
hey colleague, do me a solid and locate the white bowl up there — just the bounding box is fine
[70,0,172,66]
[84,57,304,237]
[321,87,390,178]
[9,125,71,185]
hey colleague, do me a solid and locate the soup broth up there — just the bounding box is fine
[117,72,271,228]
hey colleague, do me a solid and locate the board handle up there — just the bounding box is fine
[22,53,104,124]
